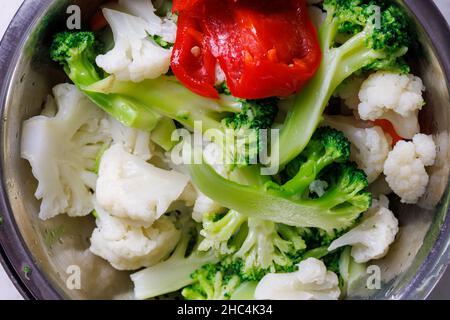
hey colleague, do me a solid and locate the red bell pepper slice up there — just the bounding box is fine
[171,0,322,100]
[171,15,219,98]
[172,0,203,12]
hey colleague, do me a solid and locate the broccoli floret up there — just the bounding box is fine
[273,0,414,168]
[199,210,306,281]
[220,98,279,169]
[130,218,218,300]
[182,263,241,300]
[188,127,371,231]
[50,31,161,131]
[223,98,279,131]
[50,32,101,83]
[275,127,350,196]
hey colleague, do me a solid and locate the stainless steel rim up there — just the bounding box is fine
[0,0,449,300]
[0,0,62,300]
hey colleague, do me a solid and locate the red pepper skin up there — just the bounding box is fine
[171,0,322,100]
[171,15,219,99]
[373,119,404,146]
[172,0,203,12]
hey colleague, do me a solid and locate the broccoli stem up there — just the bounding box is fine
[229,282,258,300]
[85,76,227,131]
[63,43,161,131]
[150,117,177,151]
[188,161,362,231]
[131,233,218,300]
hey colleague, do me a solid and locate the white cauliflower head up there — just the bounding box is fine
[90,203,181,270]
[255,258,340,300]
[328,195,399,263]
[192,192,224,223]
[96,0,176,82]
[102,116,153,161]
[21,84,109,220]
[96,144,190,225]
[384,134,436,204]
[358,71,425,139]
[324,116,391,183]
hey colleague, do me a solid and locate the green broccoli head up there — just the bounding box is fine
[223,98,279,131]
[325,0,412,49]
[182,263,241,300]
[218,97,278,170]
[280,127,351,196]
[50,31,102,85]
[198,210,307,282]
[324,0,412,71]
[314,162,372,214]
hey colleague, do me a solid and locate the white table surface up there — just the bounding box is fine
[0,0,449,300]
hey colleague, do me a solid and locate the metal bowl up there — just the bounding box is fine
[1,0,450,300]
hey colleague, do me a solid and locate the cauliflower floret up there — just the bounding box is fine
[335,76,365,111]
[384,134,436,204]
[413,134,436,166]
[90,203,181,270]
[328,195,399,263]
[96,144,190,225]
[255,258,340,300]
[118,0,177,43]
[358,71,425,139]
[324,116,391,183]
[96,0,176,82]
[21,84,109,220]
[102,116,153,161]
[192,192,224,223]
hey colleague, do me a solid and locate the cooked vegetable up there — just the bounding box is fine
[189,127,371,231]
[131,218,218,299]
[95,0,177,82]
[21,84,109,220]
[50,31,161,130]
[192,192,224,223]
[338,247,368,298]
[171,0,322,99]
[274,0,413,168]
[274,127,351,196]
[96,144,190,225]
[358,71,425,139]
[104,116,153,160]
[384,134,436,203]
[90,204,181,270]
[181,263,241,300]
[254,258,340,300]
[324,116,391,183]
[328,195,398,263]
[199,210,307,281]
